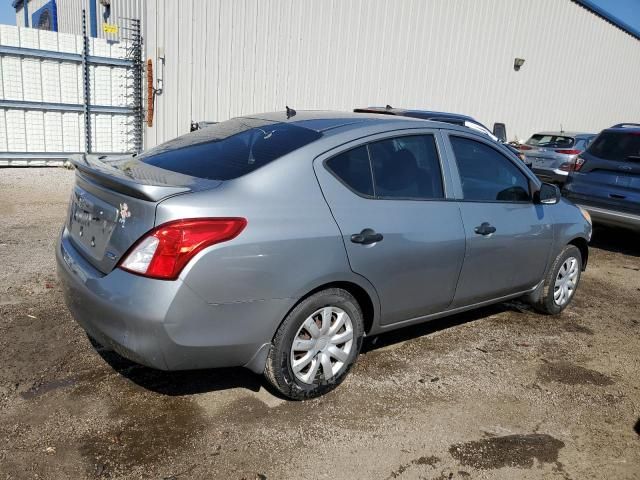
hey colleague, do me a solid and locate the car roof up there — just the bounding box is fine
[604,124,640,133]
[531,131,595,137]
[241,109,472,136]
[354,106,477,123]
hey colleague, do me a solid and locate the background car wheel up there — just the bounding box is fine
[535,245,582,315]
[264,288,364,400]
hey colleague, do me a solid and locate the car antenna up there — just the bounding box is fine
[560,123,564,133]
[286,106,296,118]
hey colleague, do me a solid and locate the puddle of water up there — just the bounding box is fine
[20,376,78,400]
[79,391,206,473]
[387,456,440,479]
[449,434,565,470]
[561,322,594,335]
[537,361,614,386]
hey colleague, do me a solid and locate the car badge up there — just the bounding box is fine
[118,203,131,227]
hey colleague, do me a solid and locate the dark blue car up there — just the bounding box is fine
[563,124,640,232]
[354,106,530,167]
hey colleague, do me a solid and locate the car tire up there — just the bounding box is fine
[534,245,582,315]
[264,288,364,400]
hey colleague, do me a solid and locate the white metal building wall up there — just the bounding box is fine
[143,0,640,148]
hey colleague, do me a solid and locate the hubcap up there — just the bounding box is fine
[290,306,354,384]
[554,256,579,306]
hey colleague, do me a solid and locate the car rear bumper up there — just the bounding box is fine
[56,228,289,372]
[532,167,568,184]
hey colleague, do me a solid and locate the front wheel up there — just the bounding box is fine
[264,288,364,400]
[534,245,582,315]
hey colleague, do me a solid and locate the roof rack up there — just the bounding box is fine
[610,123,640,128]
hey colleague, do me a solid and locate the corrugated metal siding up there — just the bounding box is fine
[144,0,640,147]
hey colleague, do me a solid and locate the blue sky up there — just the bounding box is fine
[0,0,638,31]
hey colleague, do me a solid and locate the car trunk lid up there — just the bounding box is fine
[67,154,221,273]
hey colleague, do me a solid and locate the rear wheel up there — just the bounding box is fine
[535,245,582,315]
[264,288,364,400]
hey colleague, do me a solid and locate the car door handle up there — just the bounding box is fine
[351,228,383,245]
[474,222,496,236]
[609,193,626,199]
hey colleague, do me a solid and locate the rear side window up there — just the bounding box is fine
[326,135,445,200]
[451,136,531,202]
[574,137,592,150]
[325,146,374,196]
[369,135,444,199]
[526,134,575,148]
[138,117,322,180]
[587,131,640,161]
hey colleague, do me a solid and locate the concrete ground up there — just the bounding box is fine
[0,168,638,480]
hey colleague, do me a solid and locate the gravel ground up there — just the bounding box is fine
[0,167,639,480]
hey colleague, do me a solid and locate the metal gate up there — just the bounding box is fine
[0,16,142,167]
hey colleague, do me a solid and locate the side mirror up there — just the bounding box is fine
[535,182,561,205]
[493,122,507,143]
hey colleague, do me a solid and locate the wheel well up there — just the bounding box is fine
[303,281,375,334]
[568,237,589,270]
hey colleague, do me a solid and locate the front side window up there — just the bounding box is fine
[369,135,444,199]
[450,136,531,202]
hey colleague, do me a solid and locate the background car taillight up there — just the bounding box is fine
[119,218,247,280]
[518,145,532,151]
[555,149,581,155]
[572,156,586,172]
[559,162,573,172]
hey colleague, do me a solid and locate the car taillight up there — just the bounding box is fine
[119,218,247,280]
[518,145,533,150]
[572,157,586,172]
[559,162,573,172]
[555,149,581,155]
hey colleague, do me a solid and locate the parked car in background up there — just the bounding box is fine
[57,110,591,400]
[353,106,531,167]
[563,123,640,232]
[519,131,595,184]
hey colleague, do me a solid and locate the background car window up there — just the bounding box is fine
[325,146,374,196]
[575,138,590,150]
[450,136,531,202]
[369,135,444,199]
[587,131,640,161]
[526,134,575,148]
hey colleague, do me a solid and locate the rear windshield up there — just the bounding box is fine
[138,117,322,180]
[587,131,640,161]
[526,134,575,148]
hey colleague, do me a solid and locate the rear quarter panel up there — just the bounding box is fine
[154,144,381,319]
